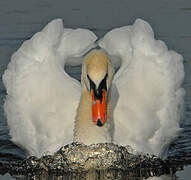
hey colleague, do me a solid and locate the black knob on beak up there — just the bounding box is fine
[96,119,103,127]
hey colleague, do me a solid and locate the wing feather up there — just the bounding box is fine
[99,19,185,156]
[3,19,97,157]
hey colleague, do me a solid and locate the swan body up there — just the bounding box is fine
[3,19,184,158]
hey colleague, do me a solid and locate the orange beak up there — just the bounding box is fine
[91,89,107,126]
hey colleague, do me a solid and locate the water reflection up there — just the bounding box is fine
[176,165,191,180]
[0,143,190,180]
[0,171,178,180]
[146,175,174,180]
[0,162,190,179]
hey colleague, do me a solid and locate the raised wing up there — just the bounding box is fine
[99,19,185,156]
[3,19,97,157]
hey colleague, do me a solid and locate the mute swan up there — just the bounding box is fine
[3,19,185,158]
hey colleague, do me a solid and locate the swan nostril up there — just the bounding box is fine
[97,119,103,127]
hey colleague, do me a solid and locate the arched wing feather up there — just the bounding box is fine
[99,19,185,156]
[3,19,97,157]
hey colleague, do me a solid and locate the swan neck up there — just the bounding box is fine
[74,90,112,145]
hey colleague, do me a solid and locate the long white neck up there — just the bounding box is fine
[73,89,113,145]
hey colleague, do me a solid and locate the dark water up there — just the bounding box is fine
[0,0,191,179]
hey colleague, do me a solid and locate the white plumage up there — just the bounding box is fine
[3,19,184,158]
[3,19,97,156]
[99,19,185,156]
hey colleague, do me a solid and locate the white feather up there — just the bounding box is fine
[99,19,185,156]
[3,19,97,157]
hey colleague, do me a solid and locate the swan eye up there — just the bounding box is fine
[87,74,96,91]
[99,73,108,91]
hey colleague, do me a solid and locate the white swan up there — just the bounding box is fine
[3,19,185,158]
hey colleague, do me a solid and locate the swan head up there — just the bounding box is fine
[82,49,114,127]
